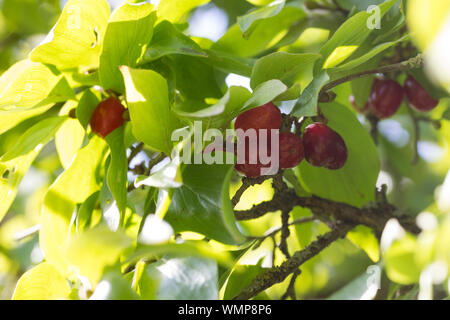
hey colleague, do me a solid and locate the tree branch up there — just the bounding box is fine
[231,176,269,207]
[233,222,354,300]
[319,54,424,100]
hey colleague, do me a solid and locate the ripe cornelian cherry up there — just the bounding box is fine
[404,75,439,112]
[234,136,269,178]
[90,97,126,138]
[303,123,348,170]
[368,79,404,119]
[278,132,304,169]
[234,102,282,178]
[235,102,282,132]
[235,132,304,177]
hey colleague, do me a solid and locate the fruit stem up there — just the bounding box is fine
[319,54,424,99]
[405,103,420,165]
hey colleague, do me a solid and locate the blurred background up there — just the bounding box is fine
[0,0,449,300]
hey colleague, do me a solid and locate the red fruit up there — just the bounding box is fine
[234,136,269,177]
[303,123,348,170]
[278,132,304,169]
[90,97,126,138]
[368,79,404,119]
[235,162,266,178]
[404,75,439,112]
[235,102,282,132]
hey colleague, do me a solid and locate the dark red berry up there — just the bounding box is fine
[90,97,126,138]
[278,132,304,169]
[368,79,404,119]
[404,75,439,112]
[234,135,269,177]
[235,102,282,132]
[303,123,348,170]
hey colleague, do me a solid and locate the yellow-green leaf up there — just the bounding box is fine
[157,0,210,23]
[66,227,132,285]
[30,0,110,70]
[99,2,157,93]
[12,263,70,300]
[0,60,74,110]
[55,101,86,169]
[121,66,180,155]
[40,136,108,275]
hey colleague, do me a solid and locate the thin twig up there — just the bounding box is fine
[14,225,41,241]
[405,103,420,165]
[233,223,354,300]
[319,54,424,98]
[231,176,268,207]
[281,269,301,300]
[279,209,291,258]
[128,143,144,166]
[248,216,316,242]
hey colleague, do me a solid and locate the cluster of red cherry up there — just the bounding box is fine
[88,75,437,179]
[234,103,348,178]
[351,75,439,118]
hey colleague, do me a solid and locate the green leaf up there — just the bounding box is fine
[2,0,60,35]
[203,49,255,77]
[213,5,305,57]
[76,191,100,230]
[291,206,315,248]
[223,260,267,300]
[347,225,380,262]
[173,86,252,128]
[165,163,247,245]
[0,148,42,223]
[1,116,67,162]
[91,270,139,300]
[384,234,421,285]
[121,66,180,155]
[30,0,111,70]
[170,55,224,100]
[328,265,381,300]
[291,70,329,117]
[135,128,191,189]
[136,256,218,300]
[12,263,70,300]
[330,35,409,73]
[336,0,386,11]
[0,104,55,135]
[157,0,210,23]
[443,108,450,121]
[105,126,128,215]
[66,226,132,284]
[56,101,86,169]
[141,20,207,63]
[243,79,287,111]
[0,60,74,110]
[237,0,285,34]
[76,89,101,128]
[297,102,380,207]
[99,2,157,93]
[316,0,399,71]
[251,52,321,89]
[40,136,108,275]
[128,241,233,268]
